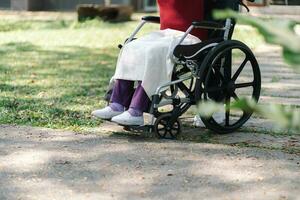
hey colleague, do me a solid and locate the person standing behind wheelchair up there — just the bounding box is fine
[92,0,209,126]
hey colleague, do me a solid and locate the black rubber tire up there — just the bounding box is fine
[195,40,261,134]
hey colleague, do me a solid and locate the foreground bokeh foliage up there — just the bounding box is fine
[198,10,300,132]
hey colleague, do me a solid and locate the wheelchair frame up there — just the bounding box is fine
[113,0,261,139]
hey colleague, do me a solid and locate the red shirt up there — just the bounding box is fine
[158,0,207,40]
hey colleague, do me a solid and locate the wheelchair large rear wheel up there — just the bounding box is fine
[195,40,261,134]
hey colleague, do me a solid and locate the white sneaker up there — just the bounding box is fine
[91,107,123,120]
[193,115,206,128]
[193,113,225,127]
[111,111,144,126]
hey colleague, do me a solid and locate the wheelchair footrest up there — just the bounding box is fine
[123,125,154,133]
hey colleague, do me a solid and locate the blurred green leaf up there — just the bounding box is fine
[198,98,300,132]
[214,10,300,67]
[230,98,257,113]
[198,101,224,118]
[197,11,300,132]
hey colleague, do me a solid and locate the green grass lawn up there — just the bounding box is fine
[0,14,264,132]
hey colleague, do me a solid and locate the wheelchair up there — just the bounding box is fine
[105,0,261,139]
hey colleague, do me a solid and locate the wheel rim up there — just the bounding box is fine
[200,44,261,133]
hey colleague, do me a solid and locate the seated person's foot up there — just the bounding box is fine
[92,103,124,120]
[111,109,144,126]
[193,113,225,127]
[193,115,205,128]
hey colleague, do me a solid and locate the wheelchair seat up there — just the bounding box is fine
[173,38,223,60]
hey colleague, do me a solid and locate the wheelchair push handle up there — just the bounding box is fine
[141,16,160,24]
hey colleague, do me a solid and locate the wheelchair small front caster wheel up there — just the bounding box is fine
[154,114,182,139]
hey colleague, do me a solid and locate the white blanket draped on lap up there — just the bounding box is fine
[113,29,201,98]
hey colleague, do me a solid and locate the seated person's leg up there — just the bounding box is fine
[112,82,151,126]
[110,79,135,111]
[92,79,134,119]
[129,81,151,115]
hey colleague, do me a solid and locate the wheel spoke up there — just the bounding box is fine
[232,57,248,81]
[169,131,175,138]
[172,123,179,130]
[163,130,168,138]
[225,96,231,126]
[214,68,225,82]
[231,92,240,101]
[235,82,254,88]
[160,120,167,126]
[158,128,165,132]
[205,86,224,93]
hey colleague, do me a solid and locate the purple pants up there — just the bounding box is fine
[111,79,151,112]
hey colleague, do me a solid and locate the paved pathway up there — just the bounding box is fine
[253,45,300,106]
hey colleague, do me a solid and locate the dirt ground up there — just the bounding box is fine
[0,125,299,200]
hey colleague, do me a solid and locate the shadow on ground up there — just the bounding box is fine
[0,125,299,200]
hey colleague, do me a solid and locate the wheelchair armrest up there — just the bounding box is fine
[192,21,225,30]
[142,16,160,24]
